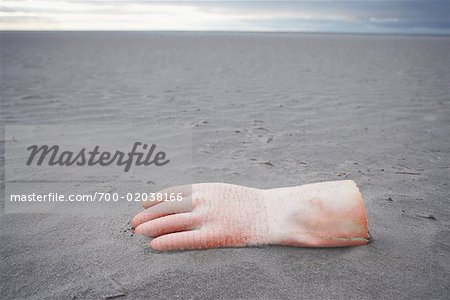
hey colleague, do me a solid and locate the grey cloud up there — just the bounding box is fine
[1,0,449,34]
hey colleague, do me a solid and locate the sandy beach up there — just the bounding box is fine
[1,32,449,299]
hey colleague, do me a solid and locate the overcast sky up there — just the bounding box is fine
[1,1,449,34]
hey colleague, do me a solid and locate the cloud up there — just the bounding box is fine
[0,0,449,34]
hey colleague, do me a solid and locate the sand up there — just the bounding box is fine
[1,32,449,299]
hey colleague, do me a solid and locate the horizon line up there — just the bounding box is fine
[1,29,449,37]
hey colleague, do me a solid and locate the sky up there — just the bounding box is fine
[0,0,449,34]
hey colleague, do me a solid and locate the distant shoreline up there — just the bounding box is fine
[1,30,449,38]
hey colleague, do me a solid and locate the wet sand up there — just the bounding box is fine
[1,32,449,299]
